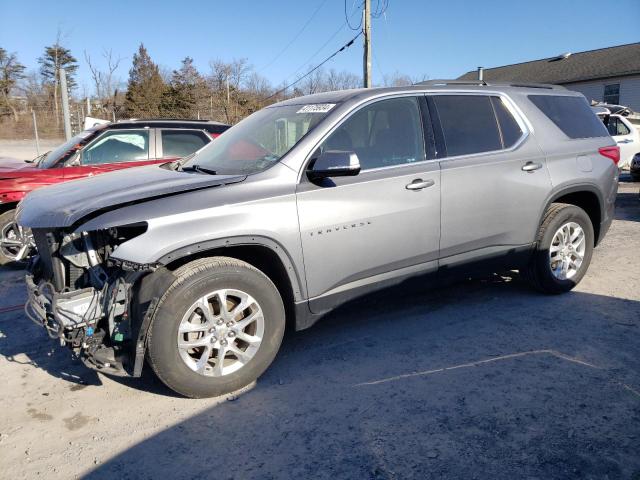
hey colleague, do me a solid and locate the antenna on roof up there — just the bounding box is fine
[550,52,572,62]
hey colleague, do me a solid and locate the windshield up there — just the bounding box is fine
[181,103,335,175]
[39,130,96,168]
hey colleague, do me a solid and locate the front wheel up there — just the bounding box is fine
[0,209,32,267]
[523,203,594,294]
[146,257,286,398]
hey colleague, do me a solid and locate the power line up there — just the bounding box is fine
[258,0,330,72]
[345,0,364,31]
[284,21,348,83]
[263,32,362,102]
[372,0,389,18]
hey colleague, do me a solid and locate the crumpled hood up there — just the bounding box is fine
[16,164,246,228]
[0,157,39,175]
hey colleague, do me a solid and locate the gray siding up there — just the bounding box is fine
[565,75,640,111]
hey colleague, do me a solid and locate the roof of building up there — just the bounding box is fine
[458,42,640,85]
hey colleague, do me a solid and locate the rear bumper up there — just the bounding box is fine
[596,175,617,246]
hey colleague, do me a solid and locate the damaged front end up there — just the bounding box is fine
[25,225,151,376]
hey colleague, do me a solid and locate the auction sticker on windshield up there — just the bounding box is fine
[296,104,336,114]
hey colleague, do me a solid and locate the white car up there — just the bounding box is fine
[595,111,639,169]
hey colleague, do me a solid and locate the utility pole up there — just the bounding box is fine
[362,0,372,88]
[59,68,72,141]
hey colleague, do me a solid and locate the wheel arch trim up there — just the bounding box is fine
[156,235,307,302]
[539,183,605,243]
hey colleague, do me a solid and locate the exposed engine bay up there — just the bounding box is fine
[24,225,151,376]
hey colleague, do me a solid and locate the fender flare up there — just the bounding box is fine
[156,235,306,302]
[537,182,605,239]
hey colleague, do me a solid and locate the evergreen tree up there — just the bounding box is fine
[38,43,78,90]
[161,57,204,118]
[124,44,166,118]
[38,41,78,124]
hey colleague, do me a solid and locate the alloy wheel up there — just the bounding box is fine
[177,288,264,377]
[549,221,586,280]
[0,220,31,261]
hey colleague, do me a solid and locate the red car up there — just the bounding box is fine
[0,119,229,265]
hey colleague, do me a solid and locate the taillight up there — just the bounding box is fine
[598,146,620,165]
[207,132,220,139]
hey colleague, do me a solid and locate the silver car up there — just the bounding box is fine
[17,81,619,398]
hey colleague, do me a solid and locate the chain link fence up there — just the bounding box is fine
[0,98,241,160]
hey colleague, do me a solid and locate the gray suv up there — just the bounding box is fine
[18,81,619,398]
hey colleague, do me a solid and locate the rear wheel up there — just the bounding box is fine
[523,203,594,294]
[0,209,31,267]
[146,257,286,398]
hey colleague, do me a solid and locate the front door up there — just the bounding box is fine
[63,128,159,180]
[296,96,441,313]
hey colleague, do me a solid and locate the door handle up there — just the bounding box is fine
[617,139,632,144]
[406,179,435,190]
[522,162,542,172]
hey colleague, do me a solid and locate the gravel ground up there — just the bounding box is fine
[0,139,64,161]
[0,178,638,480]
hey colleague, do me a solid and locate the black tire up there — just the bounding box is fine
[146,257,285,398]
[523,203,594,294]
[0,209,24,267]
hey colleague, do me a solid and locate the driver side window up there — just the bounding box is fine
[319,97,425,170]
[81,129,150,165]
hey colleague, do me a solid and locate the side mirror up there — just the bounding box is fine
[307,150,361,181]
[66,153,81,167]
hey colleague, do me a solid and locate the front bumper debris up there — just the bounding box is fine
[25,274,104,338]
[25,273,132,376]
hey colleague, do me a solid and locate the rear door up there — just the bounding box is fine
[296,96,441,313]
[430,93,551,263]
[157,129,211,161]
[605,115,636,168]
[63,128,158,180]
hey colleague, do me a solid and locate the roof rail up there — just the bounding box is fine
[118,118,215,123]
[414,79,566,90]
[507,82,566,90]
[416,79,488,86]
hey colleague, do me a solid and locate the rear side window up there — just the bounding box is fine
[161,130,209,158]
[432,95,502,156]
[528,95,608,139]
[491,97,523,148]
[604,116,631,136]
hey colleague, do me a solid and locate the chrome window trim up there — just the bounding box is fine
[296,90,533,182]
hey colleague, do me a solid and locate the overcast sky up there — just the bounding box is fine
[1,0,639,93]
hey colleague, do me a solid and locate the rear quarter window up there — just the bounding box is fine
[528,95,609,139]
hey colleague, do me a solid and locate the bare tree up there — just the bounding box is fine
[0,47,26,120]
[325,68,360,91]
[84,49,123,101]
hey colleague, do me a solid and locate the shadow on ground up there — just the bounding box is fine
[73,273,640,480]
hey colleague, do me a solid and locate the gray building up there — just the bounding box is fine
[458,43,640,111]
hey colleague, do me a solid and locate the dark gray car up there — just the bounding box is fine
[17,81,619,397]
